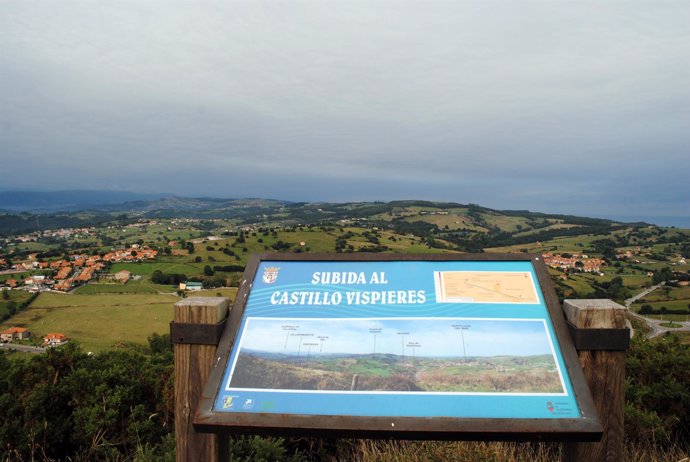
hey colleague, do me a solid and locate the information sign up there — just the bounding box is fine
[196,254,601,441]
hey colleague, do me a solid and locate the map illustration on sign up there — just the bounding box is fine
[434,271,539,304]
[227,317,565,395]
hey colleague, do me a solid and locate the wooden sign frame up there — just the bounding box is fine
[194,253,602,441]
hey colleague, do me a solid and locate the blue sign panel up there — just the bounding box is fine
[213,259,581,420]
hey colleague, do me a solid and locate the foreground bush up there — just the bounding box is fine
[625,333,690,443]
[0,337,174,461]
[1,332,688,461]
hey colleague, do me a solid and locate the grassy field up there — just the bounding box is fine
[109,259,203,276]
[74,281,159,294]
[639,285,690,302]
[556,273,596,298]
[0,287,238,352]
[671,331,690,345]
[0,290,34,319]
[1,292,177,351]
[659,322,683,328]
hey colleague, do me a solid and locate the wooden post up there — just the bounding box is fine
[562,299,628,462]
[173,297,229,462]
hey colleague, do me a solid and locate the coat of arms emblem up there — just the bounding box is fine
[262,266,280,284]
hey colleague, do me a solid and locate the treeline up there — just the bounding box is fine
[639,304,690,315]
[0,292,39,323]
[212,264,245,273]
[0,212,115,235]
[151,270,187,285]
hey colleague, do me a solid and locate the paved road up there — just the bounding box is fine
[0,343,46,353]
[637,314,690,338]
[0,269,28,276]
[625,282,665,307]
[625,283,690,338]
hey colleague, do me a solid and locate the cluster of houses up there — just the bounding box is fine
[11,227,96,243]
[1,245,156,292]
[616,247,687,266]
[542,252,606,275]
[0,327,68,347]
[9,221,169,244]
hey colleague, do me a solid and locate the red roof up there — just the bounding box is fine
[2,327,28,335]
[44,333,67,340]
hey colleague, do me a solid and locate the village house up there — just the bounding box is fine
[43,333,68,347]
[54,279,74,291]
[179,281,203,291]
[55,266,73,280]
[102,247,157,263]
[74,267,96,282]
[1,327,31,342]
[114,270,131,283]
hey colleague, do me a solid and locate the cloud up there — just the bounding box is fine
[1,1,689,218]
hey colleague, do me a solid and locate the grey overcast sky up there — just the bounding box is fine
[1,1,689,220]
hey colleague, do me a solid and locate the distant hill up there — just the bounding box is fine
[0,190,170,213]
[0,190,658,238]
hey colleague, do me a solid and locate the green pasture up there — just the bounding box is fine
[0,288,236,352]
[0,290,34,318]
[98,223,203,247]
[631,299,690,323]
[0,292,179,351]
[407,214,486,232]
[486,233,597,254]
[74,281,159,295]
[109,259,204,277]
[659,322,683,328]
[639,286,690,303]
[481,214,540,233]
[512,223,582,238]
[0,273,26,283]
[670,331,690,345]
[13,242,52,253]
[556,274,596,298]
[29,292,172,308]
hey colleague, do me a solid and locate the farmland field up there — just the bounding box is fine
[74,281,159,294]
[2,293,177,351]
[0,290,34,319]
[0,287,238,352]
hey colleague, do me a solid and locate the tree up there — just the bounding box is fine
[626,334,690,443]
[1,290,8,300]
[203,265,214,276]
[653,267,674,285]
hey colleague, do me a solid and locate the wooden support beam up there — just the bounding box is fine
[562,299,629,462]
[174,297,229,462]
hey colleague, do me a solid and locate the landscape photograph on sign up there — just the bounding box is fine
[226,317,566,395]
